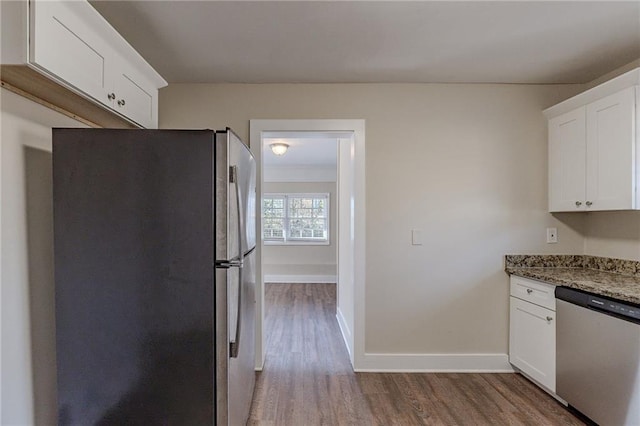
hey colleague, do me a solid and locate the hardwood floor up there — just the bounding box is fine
[247,283,585,426]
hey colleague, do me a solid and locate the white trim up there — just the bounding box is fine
[250,119,366,371]
[355,353,515,373]
[264,166,337,183]
[264,274,337,284]
[336,308,352,360]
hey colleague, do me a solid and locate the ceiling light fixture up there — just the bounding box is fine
[270,143,289,156]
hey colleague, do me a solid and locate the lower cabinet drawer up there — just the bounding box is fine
[510,275,556,310]
[509,296,556,392]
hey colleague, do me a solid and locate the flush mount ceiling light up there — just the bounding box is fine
[270,142,289,156]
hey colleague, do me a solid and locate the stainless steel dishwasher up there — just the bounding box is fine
[555,287,640,426]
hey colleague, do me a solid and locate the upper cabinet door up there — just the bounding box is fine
[548,107,587,212]
[112,57,158,129]
[30,0,112,107]
[586,87,636,210]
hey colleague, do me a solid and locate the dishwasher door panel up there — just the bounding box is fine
[556,299,640,426]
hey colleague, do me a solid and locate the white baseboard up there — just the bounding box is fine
[264,274,337,283]
[354,353,515,373]
[336,308,353,362]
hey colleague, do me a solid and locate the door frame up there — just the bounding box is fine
[249,119,366,369]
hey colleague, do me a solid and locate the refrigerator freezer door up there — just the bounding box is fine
[228,250,256,426]
[215,266,230,425]
[214,237,256,426]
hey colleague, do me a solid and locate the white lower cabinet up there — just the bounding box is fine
[509,277,556,393]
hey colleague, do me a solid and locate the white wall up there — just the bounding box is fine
[262,181,337,281]
[337,136,356,361]
[583,211,640,260]
[160,82,586,362]
[0,88,87,425]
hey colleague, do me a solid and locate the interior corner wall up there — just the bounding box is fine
[583,211,640,260]
[582,58,640,261]
[159,82,586,357]
[0,88,87,425]
[262,181,337,281]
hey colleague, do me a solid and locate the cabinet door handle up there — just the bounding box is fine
[586,201,593,207]
[575,201,582,207]
[107,93,115,101]
[117,99,126,107]
[546,316,553,322]
[526,289,533,294]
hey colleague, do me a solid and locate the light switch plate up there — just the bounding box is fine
[546,227,558,243]
[412,229,422,245]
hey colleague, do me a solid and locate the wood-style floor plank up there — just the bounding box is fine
[247,283,585,426]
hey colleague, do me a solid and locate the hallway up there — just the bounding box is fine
[247,283,584,426]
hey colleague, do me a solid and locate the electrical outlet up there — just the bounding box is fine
[546,227,558,244]
[411,229,422,246]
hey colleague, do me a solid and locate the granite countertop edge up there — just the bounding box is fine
[505,257,640,306]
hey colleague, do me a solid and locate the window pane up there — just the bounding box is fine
[263,196,286,240]
[265,193,328,242]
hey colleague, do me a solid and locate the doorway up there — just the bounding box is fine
[250,119,365,370]
[261,134,338,284]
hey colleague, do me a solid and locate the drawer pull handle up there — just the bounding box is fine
[526,289,533,294]
[546,316,553,322]
[575,201,582,207]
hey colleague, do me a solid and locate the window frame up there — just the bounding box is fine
[262,192,330,246]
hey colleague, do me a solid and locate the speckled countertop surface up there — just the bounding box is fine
[505,255,640,306]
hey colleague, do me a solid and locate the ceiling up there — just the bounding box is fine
[90,1,640,84]
[263,137,337,169]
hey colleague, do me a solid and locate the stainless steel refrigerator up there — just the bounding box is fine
[52,128,256,425]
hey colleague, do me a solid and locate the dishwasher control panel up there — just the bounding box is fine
[555,286,640,324]
[587,296,640,321]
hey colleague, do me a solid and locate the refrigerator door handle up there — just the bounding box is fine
[229,165,243,358]
[230,165,245,259]
[229,268,242,358]
[214,257,243,269]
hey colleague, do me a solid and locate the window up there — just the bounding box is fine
[262,193,329,244]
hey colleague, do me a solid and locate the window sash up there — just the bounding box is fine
[262,195,286,241]
[262,193,329,244]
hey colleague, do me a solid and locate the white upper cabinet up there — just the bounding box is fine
[548,107,587,211]
[2,0,166,128]
[585,87,636,210]
[545,69,639,212]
